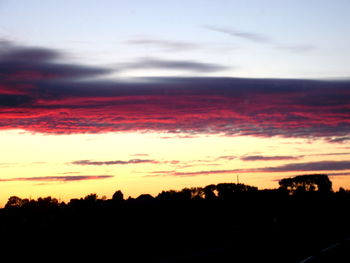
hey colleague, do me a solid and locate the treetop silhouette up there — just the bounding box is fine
[278,174,332,194]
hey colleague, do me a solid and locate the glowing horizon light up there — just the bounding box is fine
[0,128,349,206]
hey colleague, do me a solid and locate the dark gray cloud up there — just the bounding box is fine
[272,172,350,181]
[0,175,113,182]
[328,172,350,176]
[0,39,59,62]
[0,94,34,107]
[148,160,350,177]
[326,137,350,143]
[237,160,350,173]
[71,159,157,165]
[0,40,112,83]
[241,155,300,161]
[125,39,200,51]
[117,57,229,73]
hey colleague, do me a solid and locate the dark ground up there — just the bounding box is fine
[1,190,349,262]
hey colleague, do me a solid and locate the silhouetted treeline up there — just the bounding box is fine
[1,175,350,263]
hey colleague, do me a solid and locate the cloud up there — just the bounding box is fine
[203,25,271,43]
[276,44,316,53]
[147,169,237,177]
[148,160,350,177]
[0,175,113,182]
[160,135,197,139]
[326,137,350,143]
[117,57,229,73]
[240,155,300,161]
[71,159,157,165]
[307,152,350,157]
[203,25,315,53]
[125,39,200,51]
[174,169,237,176]
[328,172,350,176]
[0,40,112,86]
[0,40,349,139]
[0,162,15,167]
[273,171,350,182]
[235,160,350,173]
[217,156,236,160]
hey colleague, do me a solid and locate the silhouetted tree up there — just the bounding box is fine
[5,196,23,208]
[2,179,350,263]
[156,188,193,201]
[217,183,236,199]
[156,190,178,201]
[279,174,332,194]
[216,183,258,199]
[188,187,205,200]
[84,193,98,202]
[179,188,193,200]
[36,196,59,208]
[136,194,154,202]
[112,190,124,202]
[204,184,217,200]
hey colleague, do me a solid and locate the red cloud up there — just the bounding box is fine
[1,41,350,139]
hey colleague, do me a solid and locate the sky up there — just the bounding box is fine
[0,0,350,206]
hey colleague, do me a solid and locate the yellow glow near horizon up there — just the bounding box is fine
[0,129,349,207]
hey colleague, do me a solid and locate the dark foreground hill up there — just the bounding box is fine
[1,182,350,262]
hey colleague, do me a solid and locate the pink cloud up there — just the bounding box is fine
[1,40,350,139]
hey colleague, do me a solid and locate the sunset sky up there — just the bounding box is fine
[0,0,350,206]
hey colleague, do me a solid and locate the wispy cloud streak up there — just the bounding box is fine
[249,160,350,173]
[241,155,300,161]
[148,160,350,177]
[203,25,271,43]
[71,159,157,165]
[125,39,199,51]
[147,169,237,177]
[203,25,316,52]
[0,175,113,182]
[116,57,228,73]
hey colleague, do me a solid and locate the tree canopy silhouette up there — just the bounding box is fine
[278,174,332,194]
[5,196,24,208]
[112,190,124,202]
[2,176,350,263]
[156,183,257,201]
